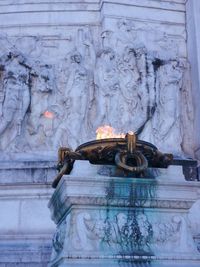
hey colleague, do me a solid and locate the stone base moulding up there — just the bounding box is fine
[48,164,200,267]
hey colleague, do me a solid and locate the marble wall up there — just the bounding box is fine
[0,0,195,157]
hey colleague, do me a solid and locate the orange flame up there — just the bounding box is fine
[96,125,126,140]
[43,110,54,119]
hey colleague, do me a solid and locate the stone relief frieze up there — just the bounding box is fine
[68,210,199,256]
[0,20,194,156]
[70,211,153,254]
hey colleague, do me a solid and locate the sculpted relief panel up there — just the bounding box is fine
[0,20,194,156]
[51,209,198,258]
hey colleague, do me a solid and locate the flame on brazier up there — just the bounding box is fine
[96,125,125,140]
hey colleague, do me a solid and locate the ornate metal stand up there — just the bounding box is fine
[52,132,176,188]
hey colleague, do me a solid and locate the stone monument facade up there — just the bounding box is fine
[0,0,199,266]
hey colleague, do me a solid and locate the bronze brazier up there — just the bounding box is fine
[52,132,176,188]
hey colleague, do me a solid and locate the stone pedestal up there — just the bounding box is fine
[48,163,200,267]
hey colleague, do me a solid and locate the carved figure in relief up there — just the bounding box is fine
[54,51,91,149]
[118,47,139,100]
[101,30,115,49]
[116,19,137,53]
[140,60,184,154]
[136,213,153,250]
[72,212,95,251]
[152,61,183,153]
[52,103,70,149]
[94,48,119,129]
[53,28,96,148]
[93,44,154,134]
[152,215,198,254]
[76,28,96,71]
[26,64,56,150]
[28,65,54,117]
[118,46,149,132]
[0,54,30,150]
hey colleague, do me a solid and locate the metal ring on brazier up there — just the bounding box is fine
[115,150,148,173]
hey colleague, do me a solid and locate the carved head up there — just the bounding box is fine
[4,68,29,88]
[98,48,115,61]
[123,47,136,63]
[101,30,113,39]
[110,83,120,92]
[71,52,82,64]
[117,19,133,32]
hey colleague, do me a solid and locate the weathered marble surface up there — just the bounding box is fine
[48,166,200,267]
[0,161,56,266]
[0,182,55,266]
[0,0,194,157]
[186,0,200,158]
